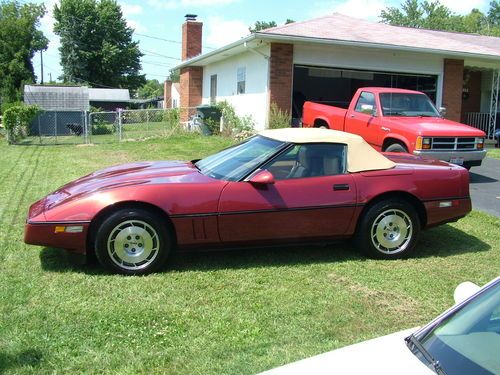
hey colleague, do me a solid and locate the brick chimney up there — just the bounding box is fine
[180,14,203,120]
[182,14,203,61]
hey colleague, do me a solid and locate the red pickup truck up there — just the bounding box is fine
[302,87,487,169]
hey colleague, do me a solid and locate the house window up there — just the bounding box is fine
[210,74,217,105]
[237,67,246,94]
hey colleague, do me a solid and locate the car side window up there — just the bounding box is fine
[264,143,346,180]
[354,91,376,113]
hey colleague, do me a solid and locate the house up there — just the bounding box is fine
[172,13,500,137]
[24,85,131,111]
[163,80,181,109]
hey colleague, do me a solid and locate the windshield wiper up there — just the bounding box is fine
[405,334,447,375]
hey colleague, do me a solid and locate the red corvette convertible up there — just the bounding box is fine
[25,128,471,275]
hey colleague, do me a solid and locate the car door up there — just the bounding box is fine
[217,143,358,244]
[344,91,383,150]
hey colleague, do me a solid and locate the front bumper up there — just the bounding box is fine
[24,221,90,254]
[413,149,487,164]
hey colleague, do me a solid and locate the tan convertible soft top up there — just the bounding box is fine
[259,128,395,173]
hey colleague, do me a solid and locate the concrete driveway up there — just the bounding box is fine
[469,157,500,217]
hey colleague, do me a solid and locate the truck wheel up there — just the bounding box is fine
[385,143,408,153]
[354,200,420,259]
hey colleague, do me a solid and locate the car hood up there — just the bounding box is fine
[43,160,206,211]
[383,117,486,137]
[260,328,431,375]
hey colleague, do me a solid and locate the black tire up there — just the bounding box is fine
[354,200,420,259]
[384,142,408,153]
[94,208,171,275]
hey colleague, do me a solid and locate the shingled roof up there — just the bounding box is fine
[174,13,500,70]
[260,13,500,58]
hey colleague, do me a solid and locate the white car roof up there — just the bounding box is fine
[259,128,395,173]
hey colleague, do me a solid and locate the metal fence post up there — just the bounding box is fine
[118,109,123,141]
[54,111,58,144]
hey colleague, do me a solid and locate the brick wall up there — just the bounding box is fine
[182,21,202,61]
[180,66,203,121]
[163,80,172,109]
[461,69,482,121]
[442,59,464,122]
[269,43,294,117]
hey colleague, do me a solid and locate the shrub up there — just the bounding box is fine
[216,101,255,138]
[163,108,180,129]
[268,102,291,129]
[3,105,41,144]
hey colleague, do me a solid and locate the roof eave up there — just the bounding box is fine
[173,34,257,70]
[175,32,500,70]
[260,33,500,62]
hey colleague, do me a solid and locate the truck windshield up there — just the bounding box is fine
[380,93,440,117]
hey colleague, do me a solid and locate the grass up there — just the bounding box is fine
[0,134,499,374]
[486,146,500,159]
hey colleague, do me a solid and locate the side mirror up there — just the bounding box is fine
[439,106,447,117]
[248,169,275,185]
[453,281,480,305]
[360,104,376,116]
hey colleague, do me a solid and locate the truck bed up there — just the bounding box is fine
[302,101,346,130]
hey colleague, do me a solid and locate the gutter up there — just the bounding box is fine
[173,32,500,70]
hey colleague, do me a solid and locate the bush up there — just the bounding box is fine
[3,104,41,144]
[163,108,180,129]
[1,101,23,115]
[215,101,255,138]
[268,102,291,129]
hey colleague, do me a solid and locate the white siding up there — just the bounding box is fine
[294,44,445,107]
[202,45,270,130]
[171,85,180,108]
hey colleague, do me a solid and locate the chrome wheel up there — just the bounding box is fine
[107,220,160,271]
[370,209,412,254]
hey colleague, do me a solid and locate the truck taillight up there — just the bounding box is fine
[416,136,432,150]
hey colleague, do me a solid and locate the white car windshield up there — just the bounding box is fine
[195,136,287,181]
[418,280,500,375]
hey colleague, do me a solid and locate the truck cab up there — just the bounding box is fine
[303,87,487,169]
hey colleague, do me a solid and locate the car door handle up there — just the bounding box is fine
[333,184,350,191]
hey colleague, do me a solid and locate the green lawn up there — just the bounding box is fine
[486,147,500,159]
[0,134,499,374]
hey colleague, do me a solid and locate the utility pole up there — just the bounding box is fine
[49,72,52,83]
[40,49,44,84]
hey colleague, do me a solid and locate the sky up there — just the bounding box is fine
[32,0,491,86]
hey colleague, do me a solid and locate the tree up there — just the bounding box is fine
[249,19,295,33]
[249,21,277,33]
[137,79,162,99]
[53,0,145,90]
[380,0,500,36]
[0,1,48,107]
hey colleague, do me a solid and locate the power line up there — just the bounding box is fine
[141,49,181,61]
[135,32,216,50]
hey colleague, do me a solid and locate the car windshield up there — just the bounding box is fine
[195,135,287,181]
[416,280,500,375]
[380,93,440,117]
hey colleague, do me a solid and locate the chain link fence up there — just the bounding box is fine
[16,108,202,145]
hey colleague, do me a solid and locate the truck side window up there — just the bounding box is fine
[354,92,376,113]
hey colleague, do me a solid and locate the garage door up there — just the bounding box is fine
[292,65,438,119]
